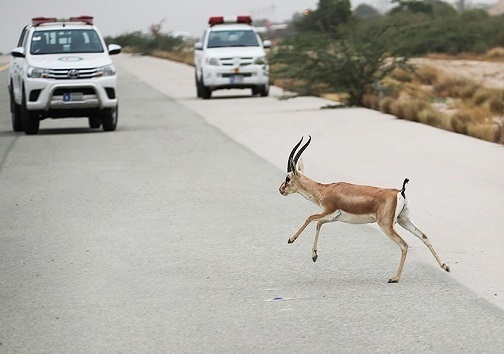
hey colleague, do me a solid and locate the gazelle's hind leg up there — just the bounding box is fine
[378,223,409,283]
[397,209,450,273]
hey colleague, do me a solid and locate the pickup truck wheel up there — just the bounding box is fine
[10,88,23,132]
[251,87,259,96]
[195,73,203,98]
[101,106,118,131]
[200,81,212,99]
[21,91,39,135]
[89,116,101,129]
[259,84,269,97]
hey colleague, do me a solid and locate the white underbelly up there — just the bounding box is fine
[330,210,376,224]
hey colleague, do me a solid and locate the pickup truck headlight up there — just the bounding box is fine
[254,56,268,65]
[27,66,49,78]
[97,64,116,77]
[205,57,219,66]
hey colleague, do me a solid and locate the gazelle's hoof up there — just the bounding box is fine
[388,278,399,283]
[287,239,293,244]
[442,263,450,272]
[312,254,318,262]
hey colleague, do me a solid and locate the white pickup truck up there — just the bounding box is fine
[8,16,121,134]
[194,16,271,99]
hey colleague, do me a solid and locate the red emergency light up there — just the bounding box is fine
[236,16,252,25]
[69,16,94,25]
[32,16,94,26]
[208,15,252,26]
[32,17,57,26]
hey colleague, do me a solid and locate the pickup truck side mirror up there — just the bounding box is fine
[11,47,25,58]
[263,40,272,49]
[194,42,203,50]
[108,44,122,55]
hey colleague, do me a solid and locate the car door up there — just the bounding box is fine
[10,26,29,102]
[194,29,207,80]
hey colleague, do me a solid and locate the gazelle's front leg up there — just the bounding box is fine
[312,220,328,262]
[312,211,340,262]
[288,213,327,244]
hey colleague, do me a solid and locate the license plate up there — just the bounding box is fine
[230,75,243,84]
[63,92,83,102]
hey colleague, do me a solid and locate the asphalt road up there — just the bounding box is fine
[1,54,504,353]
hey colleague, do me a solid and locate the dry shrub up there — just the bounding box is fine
[379,77,402,98]
[488,92,504,114]
[389,97,428,121]
[323,92,349,104]
[469,88,504,114]
[451,111,472,134]
[417,107,451,129]
[485,47,504,60]
[472,87,493,106]
[450,107,489,135]
[433,75,478,99]
[402,82,432,100]
[378,97,395,115]
[415,65,442,85]
[361,93,380,110]
[467,123,495,142]
[494,118,504,144]
[389,67,413,83]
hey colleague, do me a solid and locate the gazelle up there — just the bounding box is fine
[279,136,450,283]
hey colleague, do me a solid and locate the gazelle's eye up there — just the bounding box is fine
[285,176,291,183]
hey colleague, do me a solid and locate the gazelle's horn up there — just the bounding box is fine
[287,137,303,172]
[293,135,311,166]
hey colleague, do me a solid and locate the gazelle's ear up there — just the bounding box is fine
[297,158,304,173]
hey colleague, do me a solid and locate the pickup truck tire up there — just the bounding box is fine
[200,81,212,100]
[195,73,203,98]
[21,89,39,135]
[258,84,269,97]
[88,116,101,129]
[10,86,23,132]
[101,106,118,131]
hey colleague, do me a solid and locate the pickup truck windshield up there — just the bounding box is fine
[207,30,259,48]
[30,29,104,54]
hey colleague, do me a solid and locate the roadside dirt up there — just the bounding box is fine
[412,58,504,89]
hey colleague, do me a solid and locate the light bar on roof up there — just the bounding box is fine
[208,15,252,26]
[32,17,58,26]
[31,16,94,26]
[70,16,94,24]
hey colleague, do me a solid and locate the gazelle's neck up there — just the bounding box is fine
[296,174,324,207]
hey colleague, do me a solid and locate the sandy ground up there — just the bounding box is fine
[413,58,504,89]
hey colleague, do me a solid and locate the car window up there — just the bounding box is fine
[207,30,259,48]
[17,26,28,48]
[30,29,104,54]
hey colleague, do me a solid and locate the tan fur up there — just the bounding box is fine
[279,139,450,283]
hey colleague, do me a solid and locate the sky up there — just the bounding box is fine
[0,0,321,53]
[1,0,498,53]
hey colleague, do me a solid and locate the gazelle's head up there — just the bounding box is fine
[279,136,311,196]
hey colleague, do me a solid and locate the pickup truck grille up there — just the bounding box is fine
[48,68,99,80]
[219,57,254,66]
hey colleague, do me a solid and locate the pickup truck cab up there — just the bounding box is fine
[194,16,271,99]
[8,16,121,134]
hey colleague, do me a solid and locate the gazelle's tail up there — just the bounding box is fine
[400,178,409,198]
